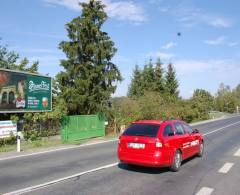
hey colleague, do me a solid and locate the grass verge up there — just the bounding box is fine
[0,134,119,153]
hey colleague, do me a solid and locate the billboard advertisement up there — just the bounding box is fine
[0,68,52,113]
[0,120,17,138]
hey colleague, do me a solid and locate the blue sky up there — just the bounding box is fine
[0,0,240,98]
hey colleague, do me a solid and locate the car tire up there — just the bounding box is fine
[197,142,204,157]
[170,150,182,172]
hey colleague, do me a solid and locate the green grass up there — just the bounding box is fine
[0,138,84,153]
[0,134,119,154]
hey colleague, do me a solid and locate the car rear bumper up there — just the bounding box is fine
[118,149,169,167]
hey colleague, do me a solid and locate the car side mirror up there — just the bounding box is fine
[168,132,174,136]
[192,129,199,134]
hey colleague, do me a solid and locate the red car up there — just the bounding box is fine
[118,120,204,171]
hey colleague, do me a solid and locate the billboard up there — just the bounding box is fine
[0,68,52,113]
[0,120,17,138]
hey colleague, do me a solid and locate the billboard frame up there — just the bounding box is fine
[0,68,52,113]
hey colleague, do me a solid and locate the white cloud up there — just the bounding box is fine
[44,0,85,10]
[204,36,239,47]
[204,36,226,46]
[44,0,147,23]
[107,1,146,23]
[174,59,240,76]
[147,51,175,60]
[157,3,234,29]
[162,42,177,49]
[206,16,232,28]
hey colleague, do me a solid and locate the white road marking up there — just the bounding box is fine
[3,162,118,195]
[2,118,240,194]
[0,139,118,162]
[196,187,214,195]
[0,116,239,162]
[203,121,240,136]
[218,162,234,173]
[234,148,240,157]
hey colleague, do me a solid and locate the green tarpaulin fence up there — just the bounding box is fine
[61,115,105,141]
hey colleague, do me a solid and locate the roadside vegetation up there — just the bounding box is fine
[0,0,240,150]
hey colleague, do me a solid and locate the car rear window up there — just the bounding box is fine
[122,124,160,137]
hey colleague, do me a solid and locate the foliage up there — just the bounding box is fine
[111,91,203,132]
[153,58,164,93]
[23,130,40,142]
[0,40,38,73]
[214,83,238,113]
[112,97,141,127]
[0,133,16,147]
[165,63,179,98]
[128,59,178,98]
[191,89,214,120]
[57,0,122,115]
[127,65,144,98]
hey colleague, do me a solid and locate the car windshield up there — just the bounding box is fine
[122,123,160,137]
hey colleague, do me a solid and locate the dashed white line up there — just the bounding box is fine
[196,187,214,195]
[3,118,240,194]
[218,162,234,173]
[234,148,240,157]
[3,162,118,195]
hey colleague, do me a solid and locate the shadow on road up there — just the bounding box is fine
[118,155,200,174]
[118,162,169,174]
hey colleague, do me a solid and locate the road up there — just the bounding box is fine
[1,115,240,195]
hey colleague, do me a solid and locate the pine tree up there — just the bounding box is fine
[165,63,179,97]
[128,65,143,98]
[142,59,155,91]
[57,0,122,115]
[153,58,164,93]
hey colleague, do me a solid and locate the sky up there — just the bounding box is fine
[0,0,240,98]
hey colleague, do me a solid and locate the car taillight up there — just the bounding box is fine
[156,141,163,148]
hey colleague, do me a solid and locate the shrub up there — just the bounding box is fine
[0,138,4,147]
[23,130,40,142]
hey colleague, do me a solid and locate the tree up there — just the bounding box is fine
[0,41,19,69]
[215,83,237,113]
[153,58,164,93]
[0,40,38,73]
[0,41,39,121]
[191,89,214,119]
[142,59,155,91]
[128,65,143,98]
[57,0,122,115]
[0,40,65,134]
[165,63,179,98]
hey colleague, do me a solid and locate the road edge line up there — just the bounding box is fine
[3,162,118,195]
[203,121,240,136]
[0,139,118,161]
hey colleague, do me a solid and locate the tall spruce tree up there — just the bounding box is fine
[153,58,164,93]
[142,59,155,91]
[165,63,179,97]
[128,65,143,98]
[57,0,122,115]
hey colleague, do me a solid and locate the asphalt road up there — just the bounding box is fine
[1,115,240,195]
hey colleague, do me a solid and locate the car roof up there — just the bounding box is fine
[132,119,183,125]
[132,120,163,125]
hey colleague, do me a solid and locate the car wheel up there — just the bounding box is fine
[170,150,182,172]
[197,142,204,157]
